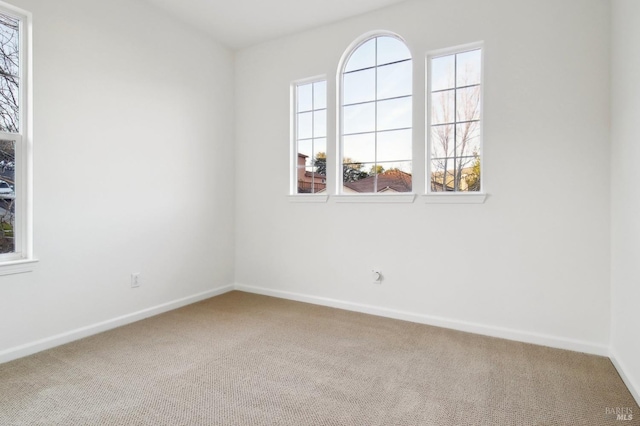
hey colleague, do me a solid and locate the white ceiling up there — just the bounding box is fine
[142,0,408,50]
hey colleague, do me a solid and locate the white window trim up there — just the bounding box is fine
[425,41,486,201]
[287,194,329,203]
[290,75,327,198]
[334,194,416,203]
[422,193,486,204]
[0,2,35,273]
[0,258,37,276]
[287,38,490,206]
[336,31,415,200]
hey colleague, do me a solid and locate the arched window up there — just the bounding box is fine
[340,34,412,194]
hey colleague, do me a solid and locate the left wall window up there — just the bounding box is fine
[293,79,327,194]
[0,2,32,269]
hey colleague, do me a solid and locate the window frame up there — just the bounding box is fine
[290,75,329,202]
[425,42,486,204]
[337,31,415,198]
[0,2,35,274]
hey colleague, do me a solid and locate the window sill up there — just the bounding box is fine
[422,193,487,204]
[0,258,39,276]
[288,195,329,203]
[334,194,417,203]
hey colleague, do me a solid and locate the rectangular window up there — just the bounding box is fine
[0,3,32,268]
[293,79,327,194]
[428,46,482,193]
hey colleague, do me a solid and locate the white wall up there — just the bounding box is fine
[0,0,620,383]
[0,0,236,360]
[235,0,611,353]
[611,0,640,404]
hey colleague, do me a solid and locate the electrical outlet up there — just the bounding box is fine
[131,273,141,288]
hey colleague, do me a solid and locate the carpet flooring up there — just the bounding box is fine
[0,291,638,425]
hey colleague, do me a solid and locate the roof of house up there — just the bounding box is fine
[304,171,326,180]
[343,169,412,193]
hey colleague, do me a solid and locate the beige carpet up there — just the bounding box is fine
[0,291,637,425]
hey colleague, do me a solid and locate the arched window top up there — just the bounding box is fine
[343,34,412,73]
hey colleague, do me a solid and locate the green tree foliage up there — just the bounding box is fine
[369,164,385,175]
[313,152,370,182]
[314,152,326,176]
[464,154,481,191]
[343,160,369,182]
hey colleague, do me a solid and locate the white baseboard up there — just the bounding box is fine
[610,350,640,406]
[2,282,615,371]
[0,284,234,365]
[234,283,610,357]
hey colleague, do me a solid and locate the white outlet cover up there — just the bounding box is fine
[131,273,141,288]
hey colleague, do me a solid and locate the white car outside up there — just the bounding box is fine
[0,180,15,199]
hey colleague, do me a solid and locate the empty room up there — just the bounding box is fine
[0,0,638,424]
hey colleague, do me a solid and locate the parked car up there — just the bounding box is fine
[0,180,15,199]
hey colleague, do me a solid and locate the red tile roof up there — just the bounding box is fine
[344,170,412,193]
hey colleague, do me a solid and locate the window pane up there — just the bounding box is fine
[377,61,412,100]
[431,124,454,159]
[377,129,412,163]
[305,166,327,194]
[0,139,15,254]
[297,112,313,140]
[296,166,306,194]
[430,158,456,192]
[343,68,376,105]
[297,83,312,112]
[377,97,412,131]
[383,160,412,175]
[460,156,481,192]
[343,102,375,135]
[375,161,412,193]
[455,155,477,178]
[313,138,327,170]
[343,133,375,165]
[456,49,481,86]
[456,86,481,122]
[456,121,481,157]
[345,38,376,72]
[0,14,20,133]
[343,162,373,188]
[313,81,327,110]
[314,110,326,138]
[431,90,454,125]
[297,139,313,165]
[449,156,477,192]
[295,166,315,194]
[431,54,454,92]
[377,36,411,66]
